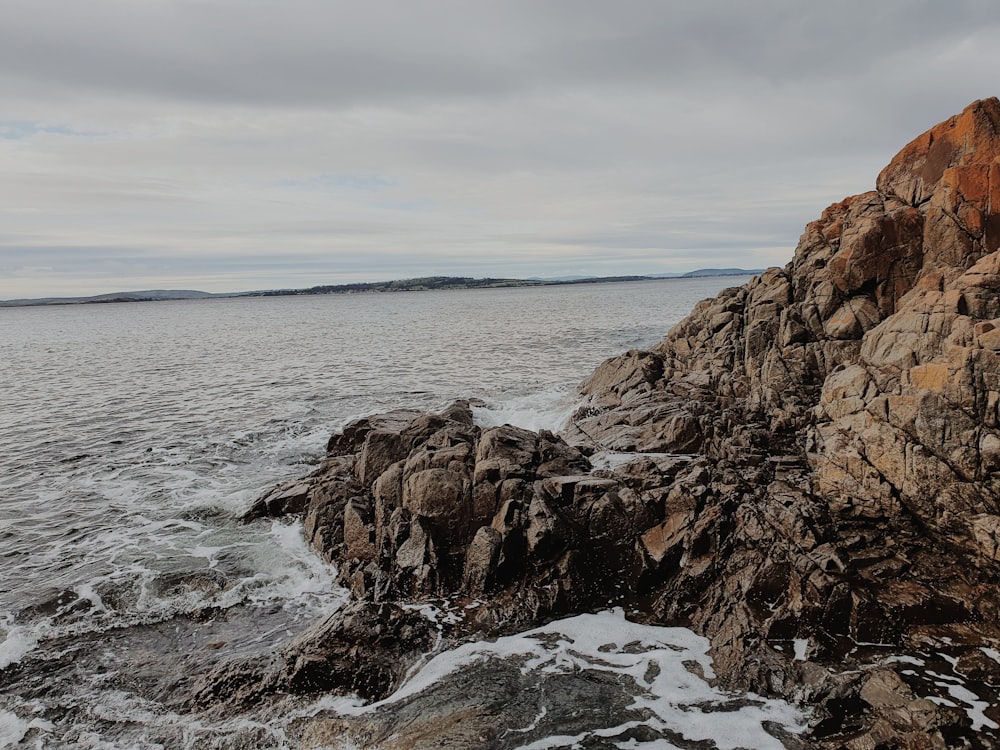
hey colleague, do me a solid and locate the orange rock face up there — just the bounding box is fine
[877,97,1000,209]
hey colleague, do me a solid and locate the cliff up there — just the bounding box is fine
[199,99,1000,749]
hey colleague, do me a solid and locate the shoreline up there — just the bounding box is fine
[193,98,1000,748]
[0,270,763,308]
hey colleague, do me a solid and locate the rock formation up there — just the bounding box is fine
[203,98,1000,748]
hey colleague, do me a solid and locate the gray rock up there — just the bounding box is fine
[213,99,1000,750]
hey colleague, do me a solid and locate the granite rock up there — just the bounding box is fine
[215,99,1000,749]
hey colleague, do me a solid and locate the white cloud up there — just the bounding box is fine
[0,1,998,297]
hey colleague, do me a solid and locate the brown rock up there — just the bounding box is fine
[640,511,692,563]
[860,669,913,709]
[241,479,311,521]
[232,101,1000,749]
[343,498,376,562]
[877,97,1000,208]
[461,526,502,595]
[402,468,472,544]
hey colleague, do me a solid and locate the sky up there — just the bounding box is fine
[0,1,998,299]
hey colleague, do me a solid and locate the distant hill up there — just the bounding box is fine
[246,276,532,297]
[88,289,220,301]
[647,268,764,279]
[0,289,222,307]
[681,267,763,278]
[1,269,764,307]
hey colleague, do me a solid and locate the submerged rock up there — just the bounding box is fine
[213,98,1000,748]
[191,601,438,708]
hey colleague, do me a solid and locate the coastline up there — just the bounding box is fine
[192,98,1000,748]
[0,269,764,308]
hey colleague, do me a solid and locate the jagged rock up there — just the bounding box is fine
[190,601,437,708]
[461,526,502,595]
[241,479,312,521]
[227,99,1000,748]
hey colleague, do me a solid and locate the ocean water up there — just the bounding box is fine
[0,277,811,748]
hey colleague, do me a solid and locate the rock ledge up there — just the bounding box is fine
[205,98,1000,749]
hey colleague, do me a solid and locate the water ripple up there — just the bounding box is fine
[0,278,744,736]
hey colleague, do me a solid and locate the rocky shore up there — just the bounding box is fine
[197,98,1000,748]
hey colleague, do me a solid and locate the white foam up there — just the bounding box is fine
[514,724,649,750]
[511,705,548,735]
[945,682,998,731]
[50,688,299,749]
[793,638,809,661]
[261,519,343,604]
[926,668,999,731]
[982,647,1000,666]
[472,387,578,433]
[334,608,806,749]
[0,520,346,676]
[74,582,108,614]
[0,625,39,670]
[0,711,52,749]
[887,654,925,666]
[401,601,463,627]
[139,519,342,615]
[0,710,28,747]
[188,545,223,567]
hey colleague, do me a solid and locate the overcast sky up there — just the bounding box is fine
[1,0,997,298]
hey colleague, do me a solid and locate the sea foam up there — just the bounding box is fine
[331,608,808,749]
[471,386,578,433]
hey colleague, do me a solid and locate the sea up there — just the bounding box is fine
[0,277,810,749]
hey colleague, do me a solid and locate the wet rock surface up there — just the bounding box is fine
[0,599,338,749]
[295,656,651,750]
[190,600,439,709]
[199,99,1000,748]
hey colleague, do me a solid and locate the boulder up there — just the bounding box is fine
[241,479,312,521]
[189,601,437,707]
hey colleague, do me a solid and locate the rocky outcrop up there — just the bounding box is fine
[190,601,439,708]
[246,399,651,623]
[201,99,1000,748]
[569,97,1000,747]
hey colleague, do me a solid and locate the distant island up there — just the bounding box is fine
[0,268,763,307]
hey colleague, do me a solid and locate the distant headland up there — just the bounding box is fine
[0,268,762,307]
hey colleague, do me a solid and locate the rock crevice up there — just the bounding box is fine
[209,98,1000,749]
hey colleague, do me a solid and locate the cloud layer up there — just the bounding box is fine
[1,1,998,297]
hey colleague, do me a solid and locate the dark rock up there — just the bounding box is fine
[292,651,663,749]
[190,601,437,708]
[241,479,311,521]
[221,99,1000,749]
